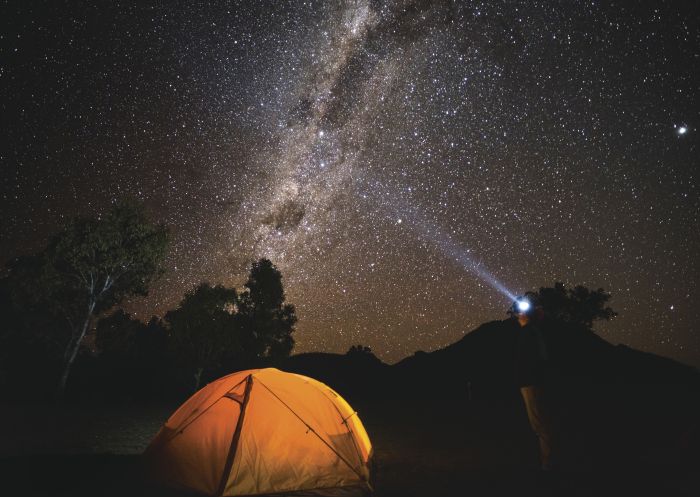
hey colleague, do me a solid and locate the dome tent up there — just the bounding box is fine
[145,368,373,496]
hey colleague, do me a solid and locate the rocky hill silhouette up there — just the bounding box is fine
[396,319,700,391]
[285,319,699,395]
[282,319,700,468]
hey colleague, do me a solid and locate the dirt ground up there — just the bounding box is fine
[0,399,697,496]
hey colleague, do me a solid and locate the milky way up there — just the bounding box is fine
[2,1,699,364]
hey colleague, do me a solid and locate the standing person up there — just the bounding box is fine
[512,297,557,471]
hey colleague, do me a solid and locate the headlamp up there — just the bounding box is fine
[516,299,531,313]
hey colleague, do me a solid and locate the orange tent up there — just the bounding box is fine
[145,368,373,496]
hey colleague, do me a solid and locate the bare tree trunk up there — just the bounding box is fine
[55,303,94,400]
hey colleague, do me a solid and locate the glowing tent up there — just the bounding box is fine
[145,368,373,496]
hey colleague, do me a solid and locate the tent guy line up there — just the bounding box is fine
[254,377,367,480]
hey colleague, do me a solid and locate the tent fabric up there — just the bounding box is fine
[145,368,372,497]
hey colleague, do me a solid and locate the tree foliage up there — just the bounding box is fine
[512,282,617,331]
[164,259,297,392]
[0,271,69,393]
[96,309,146,359]
[237,258,297,361]
[346,344,382,366]
[347,345,373,356]
[2,218,297,398]
[3,201,168,397]
[165,283,238,391]
[90,310,169,399]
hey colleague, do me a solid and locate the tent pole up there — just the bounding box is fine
[217,374,254,496]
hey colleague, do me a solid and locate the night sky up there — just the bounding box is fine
[2,1,699,365]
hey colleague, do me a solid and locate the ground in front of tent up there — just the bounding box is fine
[1,395,697,497]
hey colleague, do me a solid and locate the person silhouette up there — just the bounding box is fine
[512,297,557,471]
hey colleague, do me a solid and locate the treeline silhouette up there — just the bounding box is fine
[0,202,296,401]
[1,260,297,402]
[78,260,295,401]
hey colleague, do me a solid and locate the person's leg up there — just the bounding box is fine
[520,386,553,470]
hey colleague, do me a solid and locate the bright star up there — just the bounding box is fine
[678,126,687,135]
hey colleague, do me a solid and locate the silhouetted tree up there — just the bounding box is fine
[347,345,373,355]
[140,316,169,362]
[346,344,382,365]
[512,282,617,331]
[237,259,296,362]
[138,316,170,392]
[90,310,171,399]
[96,309,145,358]
[3,201,168,398]
[166,283,238,392]
[0,271,69,394]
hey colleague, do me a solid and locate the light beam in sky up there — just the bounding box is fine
[360,176,519,303]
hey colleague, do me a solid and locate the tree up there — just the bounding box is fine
[91,311,170,399]
[140,316,169,363]
[165,283,238,392]
[347,345,373,355]
[513,282,617,331]
[4,201,168,398]
[237,258,297,362]
[165,259,296,391]
[96,309,145,359]
[0,270,70,394]
[346,344,382,365]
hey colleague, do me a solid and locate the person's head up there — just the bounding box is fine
[511,296,544,327]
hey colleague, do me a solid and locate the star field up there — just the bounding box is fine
[1,1,699,365]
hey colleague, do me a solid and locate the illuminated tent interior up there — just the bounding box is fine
[145,368,373,496]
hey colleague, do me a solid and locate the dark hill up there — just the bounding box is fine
[281,351,388,401]
[394,319,700,391]
[283,320,700,467]
[284,319,700,400]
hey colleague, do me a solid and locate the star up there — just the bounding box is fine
[2,1,699,366]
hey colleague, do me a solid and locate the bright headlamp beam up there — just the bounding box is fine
[516,299,531,312]
[360,178,517,302]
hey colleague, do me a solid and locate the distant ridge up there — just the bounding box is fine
[283,319,700,398]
